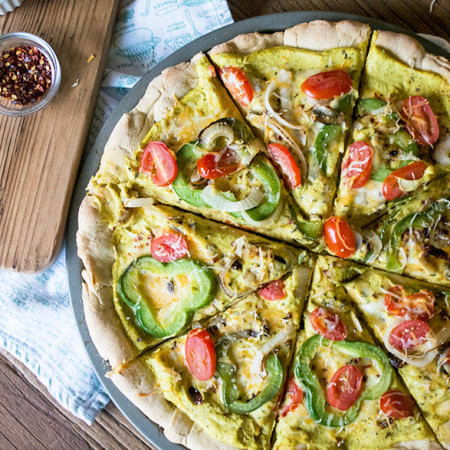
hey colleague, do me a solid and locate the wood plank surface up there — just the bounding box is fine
[0,1,448,449]
[0,0,119,273]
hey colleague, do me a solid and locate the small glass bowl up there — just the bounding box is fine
[0,32,61,117]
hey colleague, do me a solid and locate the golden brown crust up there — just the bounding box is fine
[110,359,240,450]
[209,31,283,55]
[374,30,450,81]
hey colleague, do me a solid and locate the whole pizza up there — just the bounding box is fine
[76,20,450,449]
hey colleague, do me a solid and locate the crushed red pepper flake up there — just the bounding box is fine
[0,45,52,106]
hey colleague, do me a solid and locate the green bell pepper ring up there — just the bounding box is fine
[358,98,387,115]
[216,332,284,414]
[172,142,209,208]
[294,335,393,427]
[386,200,447,273]
[245,158,281,221]
[118,256,216,338]
[312,124,341,174]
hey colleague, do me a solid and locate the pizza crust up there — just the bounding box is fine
[392,441,443,450]
[374,31,450,81]
[110,359,240,450]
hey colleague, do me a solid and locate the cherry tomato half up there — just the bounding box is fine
[220,66,254,107]
[139,141,177,187]
[380,390,415,418]
[185,328,216,381]
[151,233,189,263]
[402,96,439,146]
[259,279,286,301]
[301,70,352,100]
[280,377,303,417]
[267,143,302,188]
[388,319,430,352]
[324,216,356,258]
[197,148,240,179]
[382,161,427,201]
[341,141,373,189]
[310,307,347,341]
[384,285,435,321]
[327,365,363,411]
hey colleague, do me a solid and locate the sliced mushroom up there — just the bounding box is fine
[310,106,346,125]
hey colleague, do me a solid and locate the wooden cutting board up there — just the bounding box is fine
[0,0,119,272]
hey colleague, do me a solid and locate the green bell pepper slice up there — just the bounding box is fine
[387,129,419,157]
[289,204,323,240]
[386,200,447,273]
[371,160,415,182]
[312,124,341,174]
[216,332,284,414]
[118,256,216,338]
[333,93,354,114]
[294,335,393,427]
[358,98,387,115]
[172,142,209,208]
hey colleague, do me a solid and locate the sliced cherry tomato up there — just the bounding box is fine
[388,319,430,352]
[301,70,352,100]
[151,233,188,262]
[185,328,216,381]
[280,377,303,417]
[341,141,373,189]
[323,216,356,258]
[197,148,239,179]
[310,307,347,341]
[139,141,177,187]
[384,285,435,321]
[380,390,415,418]
[402,96,439,146]
[327,365,363,411]
[259,279,286,301]
[382,161,427,201]
[267,143,302,188]
[219,66,254,107]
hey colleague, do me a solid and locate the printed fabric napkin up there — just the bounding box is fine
[0,0,232,425]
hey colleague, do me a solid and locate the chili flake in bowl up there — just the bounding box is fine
[0,32,61,116]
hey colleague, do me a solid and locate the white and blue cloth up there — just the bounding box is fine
[0,0,232,424]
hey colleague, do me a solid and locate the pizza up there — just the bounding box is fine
[76,19,450,450]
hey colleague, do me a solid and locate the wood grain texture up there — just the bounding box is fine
[0,1,448,449]
[0,0,119,273]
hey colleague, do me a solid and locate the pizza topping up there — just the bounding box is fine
[324,216,356,258]
[310,307,347,341]
[294,335,393,427]
[201,183,264,212]
[197,148,240,179]
[151,233,189,262]
[188,386,204,405]
[402,95,439,146]
[185,328,216,381]
[434,134,450,165]
[380,390,415,418]
[327,365,363,411]
[383,285,435,321]
[301,70,353,100]
[382,161,427,201]
[219,66,254,107]
[216,332,283,414]
[280,377,303,417]
[139,141,178,187]
[437,347,450,374]
[198,121,235,149]
[117,257,216,338]
[388,319,430,352]
[259,279,286,300]
[358,98,387,115]
[312,124,342,174]
[341,141,373,189]
[267,143,302,188]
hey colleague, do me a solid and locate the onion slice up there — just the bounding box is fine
[123,197,155,208]
[434,135,450,165]
[363,230,382,263]
[201,184,265,212]
[383,319,438,367]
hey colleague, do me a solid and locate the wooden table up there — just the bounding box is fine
[0,1,448,449]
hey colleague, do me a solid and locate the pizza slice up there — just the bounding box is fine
[343,267,450,447]
[209,20,371,240]
[89,52,314,248]
[273,256,440,450]
[110,263,314,450]
[77,191,307,371]
[334,30,450,227]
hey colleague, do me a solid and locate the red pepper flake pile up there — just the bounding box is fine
[0,45,52,106]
